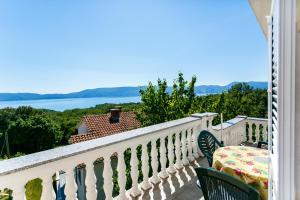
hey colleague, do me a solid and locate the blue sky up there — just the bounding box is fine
[0,0,267,94]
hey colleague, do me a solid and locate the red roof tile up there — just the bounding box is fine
[69,111,140,144]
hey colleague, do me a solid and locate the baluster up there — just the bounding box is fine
[117,149,128,200]
[103,155,113,200]
[260,125,264,141]
[141,143,152,190]
[255,124,260,142]
[265,125,268,141]
[240,126,244,144]
[85,162,97,200]
[249,123,254,143]
[41,174,56,200]
[262,124,265,141]
[65,168,78,200]
[187,128,194,162]
[193,126,200,158]
[259,124,263,141]
[243,122,248,142]
[130,147,141,197]
[167,133,176,174]
[12,184,25,200]
[159,137,169,179]
[181,130,189,165]
[198,121,205,156]
[241,127,244,144]
[150,139,160,184]
[174,131,183,169]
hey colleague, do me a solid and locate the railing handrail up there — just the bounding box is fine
[213,116,246,130]
[0,112,216,176]
[213,116,267,131]
[246,117,268,122]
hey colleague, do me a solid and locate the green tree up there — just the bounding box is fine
[138,73,197,126]
[190,83,268,124]
[7,115,62,154]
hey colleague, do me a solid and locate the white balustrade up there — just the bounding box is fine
[150,139,160,184]
[213,117,268,146]
[181,130,189,166]
[198,119,206,156]
[130,147,141,197]
[264,125,268,141]
[86,162,97,200]
[245,119,268,143]
[192,125,200,158]
[187,128,194,162]
[41,175,56,200]
[249,123,254,142]
[0,112,225,200]
[167,133,176,174]
[117,150,128,200]
[174,131,183,169]
[243,122,248,142]
[256,123,260,142]
[141,143,151,190]
[65,168,78,200]
[103,155,113,199]
[159,136,169,179]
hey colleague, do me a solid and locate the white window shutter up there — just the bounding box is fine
[268,10,279,200]
[268,0,296,199]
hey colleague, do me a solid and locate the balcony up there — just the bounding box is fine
[0,112,268,200]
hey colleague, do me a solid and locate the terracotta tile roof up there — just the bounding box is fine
[69,111,140,144]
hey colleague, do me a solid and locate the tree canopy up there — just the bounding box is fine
[138,74,267,126]
[137,72,197,126]
[190,83,267,123]
[7,114,62,154]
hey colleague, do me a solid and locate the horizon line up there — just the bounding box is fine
[0,81,267,95]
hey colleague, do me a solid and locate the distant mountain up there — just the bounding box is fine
[195,81,268,94]
[0,82,267,101]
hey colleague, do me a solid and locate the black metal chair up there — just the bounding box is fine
[195,167,260,200]
[198,130,224,167]
[257,141,268,149]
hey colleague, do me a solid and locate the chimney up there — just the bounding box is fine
[109,108,121,123]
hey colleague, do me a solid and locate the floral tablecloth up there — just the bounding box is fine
[212,146,269,200]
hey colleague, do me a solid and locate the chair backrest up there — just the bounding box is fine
[257,141,268,149]
[195,167,260,200]
[198,130,223,167]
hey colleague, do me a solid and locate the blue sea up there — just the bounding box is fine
[0,96,141,111]
[0,93,210,111]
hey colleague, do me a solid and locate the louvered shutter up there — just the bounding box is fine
[268,1,279,199]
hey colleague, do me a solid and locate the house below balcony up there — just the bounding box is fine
[69,108,141,144]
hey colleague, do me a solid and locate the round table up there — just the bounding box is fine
[212,146,269,200]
